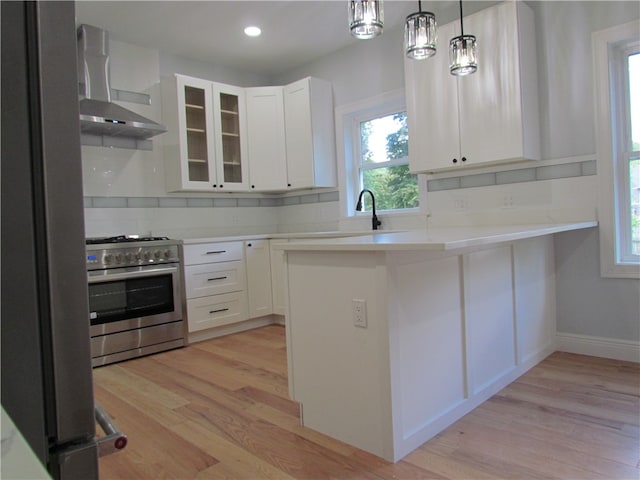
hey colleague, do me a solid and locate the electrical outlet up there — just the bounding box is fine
[352,299,367,328]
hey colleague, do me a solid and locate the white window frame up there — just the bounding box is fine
[593,19,640,278]
[335,89,426,224]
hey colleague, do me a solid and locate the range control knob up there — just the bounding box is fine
[164,250,172,259]
[154,250,162,260]
[125,252,136,263]
[114,253,124,264]
[103,254,113,264]
[142,251,152,261]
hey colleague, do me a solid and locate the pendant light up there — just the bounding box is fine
[348,0,383,39]
[449,0,477,75]
[404,0,437,60]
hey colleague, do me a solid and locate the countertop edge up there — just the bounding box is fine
[275,222,598,252]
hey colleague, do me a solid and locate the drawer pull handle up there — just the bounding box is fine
[209,308,229,314]
[207,276,228,281]
[206,250,226,255]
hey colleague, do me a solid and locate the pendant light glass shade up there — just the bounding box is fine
[449,0,477,76]
[349,0,384,39]
[449,34,477,75]
[404,9,437,60]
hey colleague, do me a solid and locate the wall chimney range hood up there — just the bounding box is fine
[77,24,167,140]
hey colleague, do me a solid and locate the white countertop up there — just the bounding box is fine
[180,230,395,245]
[1,406,50,479]
[275,222,598,252]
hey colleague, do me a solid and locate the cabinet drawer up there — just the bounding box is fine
[183,241,243,265]
[185,261,245,299]
[186,292,248,332]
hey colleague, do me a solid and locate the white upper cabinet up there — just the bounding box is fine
[246,86,288,191]
[163,74,218,191]
[284,77,337,189]
[405,0,540,173]
[212,82,250,191]
[164,75,249,192]
[164,75,336,192]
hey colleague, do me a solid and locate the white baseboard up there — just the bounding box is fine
[188,315,281,344]
[556,332,640,363]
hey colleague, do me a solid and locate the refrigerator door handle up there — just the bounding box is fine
[95,404,128,457]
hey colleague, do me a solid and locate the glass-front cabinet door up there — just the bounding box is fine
[176,75,217,189]
[212,83,249,190]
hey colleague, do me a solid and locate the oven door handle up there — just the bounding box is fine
[88,265,178,283]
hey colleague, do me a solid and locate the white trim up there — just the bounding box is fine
[424,154,596,180]
[593,19,640,278]
[187,315,280,344]
[334,89,427,222]
[556,332,640,363]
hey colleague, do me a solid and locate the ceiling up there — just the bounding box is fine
[74,1,424,77]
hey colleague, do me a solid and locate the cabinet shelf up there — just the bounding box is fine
[187,127,206,134]
[186,103,205,110]
[222,132,240,138]
[188,158,208,164]
[220,109,238,116]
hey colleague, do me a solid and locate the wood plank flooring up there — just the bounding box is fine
[94,325,640,479]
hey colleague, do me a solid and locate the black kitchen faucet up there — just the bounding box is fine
[356,189,382,230]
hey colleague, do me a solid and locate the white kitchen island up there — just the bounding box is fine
[278,222,597,462]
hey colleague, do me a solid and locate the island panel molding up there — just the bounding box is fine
[281,224,591,461]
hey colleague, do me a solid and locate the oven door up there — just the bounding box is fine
[88,264,182,334]
[87,264,185,366]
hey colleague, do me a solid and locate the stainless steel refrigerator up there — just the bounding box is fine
[2,2,101,478]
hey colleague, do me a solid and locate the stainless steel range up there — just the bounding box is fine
[86,235,186,367]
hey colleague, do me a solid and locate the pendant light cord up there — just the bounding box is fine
[418,0,422,13]
[459,0,464,36]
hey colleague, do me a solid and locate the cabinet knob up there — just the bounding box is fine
[461,156,467,162]
[212,184,217,188]
[251,185,255,189]
[247,243,252,247]
[287,183,292,187]
[452,158,458,164]
[219,184,224,188]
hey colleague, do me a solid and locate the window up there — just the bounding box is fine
[357,111,418,212]
[594,20,640,278]
[336,90,425,223]
[617,47,640,260]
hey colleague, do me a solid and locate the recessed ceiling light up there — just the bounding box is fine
[244,26,262,37]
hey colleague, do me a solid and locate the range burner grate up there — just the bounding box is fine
[86,235,170,245]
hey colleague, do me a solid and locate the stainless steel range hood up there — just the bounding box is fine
[77,24,166,140]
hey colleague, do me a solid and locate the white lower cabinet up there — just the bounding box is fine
[269,239,288,315]
[183,241,248,333]
[245,240,273,318]
[183,238,285,337]
[186,292,248,331]
[185,261,245,299]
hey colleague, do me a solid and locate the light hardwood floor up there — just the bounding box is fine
[94,325,640,479]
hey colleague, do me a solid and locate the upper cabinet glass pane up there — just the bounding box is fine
[184,85,209,182]
[219,93,243,183]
